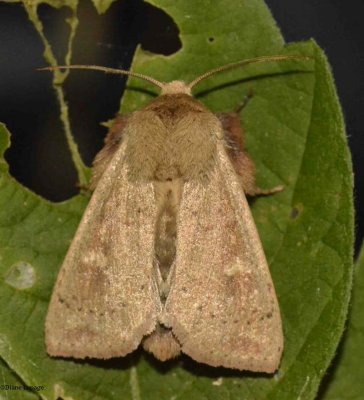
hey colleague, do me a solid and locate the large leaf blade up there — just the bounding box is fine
[0,1,353,399]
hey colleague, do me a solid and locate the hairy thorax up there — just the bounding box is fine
[124,93,221,182]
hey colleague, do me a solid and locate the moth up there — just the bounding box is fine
[45,55,306,372]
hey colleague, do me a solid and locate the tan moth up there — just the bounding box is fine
[45,55,307,372]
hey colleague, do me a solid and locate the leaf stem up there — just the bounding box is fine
[23,3,88,187]
[130,366,141,400]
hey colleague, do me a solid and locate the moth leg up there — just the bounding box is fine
[218,105,283,196]
[89,114,129,190]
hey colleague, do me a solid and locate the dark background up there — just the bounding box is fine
[0,0,362,253]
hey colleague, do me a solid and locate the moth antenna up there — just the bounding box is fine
[38,65,165,89]
[188,55,311,90]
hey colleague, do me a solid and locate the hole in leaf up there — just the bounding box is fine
[140,3,182,55]
[0,1,181,202]
[290,206,302,219]
[208,37,215,43]
[38,4,72,63]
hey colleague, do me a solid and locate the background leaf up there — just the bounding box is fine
[0,359,40,400]
[91,0,118,14]
[319,242,364,400]
[0,0,353,399]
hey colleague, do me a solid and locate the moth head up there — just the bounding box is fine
[161,81,191,95]
[39,55,311,96]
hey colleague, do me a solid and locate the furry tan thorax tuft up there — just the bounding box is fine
[161,81,192,95]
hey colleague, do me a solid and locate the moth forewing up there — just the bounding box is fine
[45,138,161,359]
[162,140,283,372]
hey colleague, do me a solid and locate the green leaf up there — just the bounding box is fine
[1,0,78,9]
[0,358,40,400]
[0,1,353,399]
[319,243,364,400]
